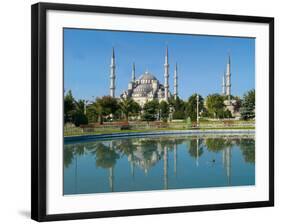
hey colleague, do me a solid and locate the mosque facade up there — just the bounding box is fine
[109,47,178,107]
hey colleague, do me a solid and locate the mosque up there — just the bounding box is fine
[109,47,178,107]
[108,47,239,116]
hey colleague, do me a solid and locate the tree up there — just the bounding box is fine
[186,94,204,121]
[64,91,88,126]
[205,94,225,118]
[86,103,99,123]
[64,90,76,123]
[92,96,119,124]
[169,97,186,119]
[98,96,119,116]
[240,89,255,120]
[142,100,159,121]
[186,117,192,128]
[72,111,88,127]
[75,99,85,113]
[224,109,232,118]
[118,98,138,121]
[131,100,141,118]
[159,101,169,121]
[216,108,232,119]
[233,96,242,112]
[119,98,132,121]
[72,100,88,126]
[90,101,103,124]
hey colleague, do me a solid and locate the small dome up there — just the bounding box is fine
[132,82,154,97]
[134,84,152,93]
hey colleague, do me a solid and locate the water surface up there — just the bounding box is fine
[64,134,255,195]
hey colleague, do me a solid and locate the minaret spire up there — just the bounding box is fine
[131,63,135,83]
[225,53,231,100]
[222,71,226,95]
[174,63,178,100]
[110,47,116,98]
[164,46,169,101]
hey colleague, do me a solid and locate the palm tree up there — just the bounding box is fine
[90,100,103,124]
[75,100,85,113]
[119,98,134,121]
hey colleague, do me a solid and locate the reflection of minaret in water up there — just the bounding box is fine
[130,162,135,179]
[109,167,114,192]
[223,146,232,185]
[222,147,225,166]
[157,142,162,154]
[108,141,114,192]
[75,150,78,194]
[173,143,177,176]
[196,138,199,167]
[164,146,168,190]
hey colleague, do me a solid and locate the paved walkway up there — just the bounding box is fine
[64,129,255,143]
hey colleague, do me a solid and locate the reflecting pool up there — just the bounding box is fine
[64,134,255,195]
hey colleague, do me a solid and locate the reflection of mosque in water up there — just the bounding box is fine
[64,136,254,193]
[97,138,181,191]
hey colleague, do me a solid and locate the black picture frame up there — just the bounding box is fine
[31,2,274,222]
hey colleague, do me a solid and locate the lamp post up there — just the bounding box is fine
[84,100,89,115]
[196,94,199,127]
[169,105,174,122]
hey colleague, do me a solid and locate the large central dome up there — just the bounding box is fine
[131,71,160,97]
[138,72,157,82]
[119,65,171,106]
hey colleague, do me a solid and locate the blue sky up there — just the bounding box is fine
[64,28,255,101]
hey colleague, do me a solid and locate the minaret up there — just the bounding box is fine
[164,47,169,101]
[131,63,136,83]
[110,48,116,98]
[174,63,178,100]
[222,72,226,95]
[225,54,231,100]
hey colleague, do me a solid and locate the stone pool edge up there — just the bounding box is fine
[64,129,255,143]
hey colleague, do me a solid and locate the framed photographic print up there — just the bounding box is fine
[31,2,274,222]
